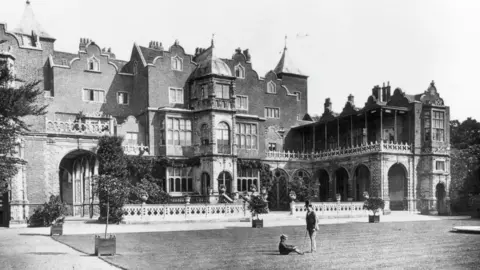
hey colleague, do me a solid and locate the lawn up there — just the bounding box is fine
[55,219,480,270]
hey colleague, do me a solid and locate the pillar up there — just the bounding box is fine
[347,174,354,201]
[9,164,28,227]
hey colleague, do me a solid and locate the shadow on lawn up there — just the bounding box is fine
[18,233,50,236]
[449,230,480,235]
[27,252,68,255]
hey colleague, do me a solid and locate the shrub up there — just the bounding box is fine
[247,195,269,220]
[130,177,170,204]
[28,195,67,227]
[363,197,385,216]
[94,175,130,224]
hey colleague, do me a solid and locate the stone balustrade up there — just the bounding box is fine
[122,203,247,223]
[45,119,111,136]
[122,144,149,155]
[292,201,369,218]
[265,141,412,161]
[194,98,235,111]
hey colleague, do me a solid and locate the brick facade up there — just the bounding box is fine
[0,2,451,227]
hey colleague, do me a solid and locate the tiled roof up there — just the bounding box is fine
[139,46,163,64]
[274,47,306,77]
[52,51,77,65]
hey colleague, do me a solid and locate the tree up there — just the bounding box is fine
[0,63,47,194]
[94,136,130,224]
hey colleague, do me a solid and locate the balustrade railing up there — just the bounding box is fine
[122,203,246,222]
[292,202,368,217]
[122,144,149,155]
[46,118,111,136]
[265,141,412,161]
[195,98,235,111]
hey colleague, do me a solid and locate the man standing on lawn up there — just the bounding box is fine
[305,201,319,253]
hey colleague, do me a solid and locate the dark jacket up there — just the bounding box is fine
[279,240,296,255]
[306,210,319,232]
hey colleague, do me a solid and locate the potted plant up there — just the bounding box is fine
[363,197,385,223]
[246,194,269,228]
[208,186,213,195]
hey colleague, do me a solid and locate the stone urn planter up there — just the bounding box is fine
[252,219,264,228]
[184,195,191,204]
[336,193,341,202]
[140,193,149,204]
[219,184,227,195]
[289,191,297,215]
[95,235,116,256]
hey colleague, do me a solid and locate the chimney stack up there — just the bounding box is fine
[79,38,91,51]
[348,94,354,105]
[324,98,332,113]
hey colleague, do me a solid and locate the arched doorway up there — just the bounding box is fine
[436,183,446,214]
[335,168,349,201]
[388,163,408,210]
[59,150,97,217]
[201,172,210,195]
[217,171,232,194]
[354,165,371,201]
[268,169,289,210]
[317,169,330,202]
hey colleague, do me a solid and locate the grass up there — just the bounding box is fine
[55,219,480,270]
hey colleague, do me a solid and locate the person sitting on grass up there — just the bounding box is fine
[278,234,304,255]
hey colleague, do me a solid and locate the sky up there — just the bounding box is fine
[1,0,479,122]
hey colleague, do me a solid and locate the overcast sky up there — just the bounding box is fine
[1,0,479,122]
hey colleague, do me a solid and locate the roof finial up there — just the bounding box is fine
[211,33,215,47]
[26,0,30,4]
[284,35,288,50]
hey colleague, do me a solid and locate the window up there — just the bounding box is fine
[234,64,245,79]
[117,92,129,105]
[215,84,230,99]
[200,85,209,100]
[268,143,277,151]
[171,55,183,71]
[435,160,445,171]
[217,122,230,154]
[433,111,445,142]
[237,168,259,192]
[125,132,139,145]
[235,95,248,111]
[200,124,210,145]
[87,56,100,71]
[169,87,184,104]
[424,111,431,141]
[235,123,257,150]
[82,88,105,103]
[159,119,165,145]
[168,167,193,192]
[265,107,280,118]
[166,118,192,146]
[267,81,276,94]
[133,60,138,75]
[294,91,301,101]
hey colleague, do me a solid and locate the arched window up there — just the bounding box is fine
[200,124,210,145]
[234,64,245,79]
[171,55,183,71]
[87,56,100,71]
[217,122,230,154]
[133,60,138,75]
[267,81,276,94]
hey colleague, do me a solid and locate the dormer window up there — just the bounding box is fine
[267,81,276,94]
[87,56,100,71]
[171,55,183,71]
[234,64,245,79]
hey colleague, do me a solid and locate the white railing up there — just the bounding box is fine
[122,203,246,222]
[46,119,111,136]
[292,202,368,218]
[122,144,149,155]
[265,141,412,161]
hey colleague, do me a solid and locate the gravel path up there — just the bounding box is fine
[0,228,119,270]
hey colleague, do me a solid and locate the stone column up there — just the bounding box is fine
[329,171,335,201]
[9,164,28,227]
[347,175,354,201]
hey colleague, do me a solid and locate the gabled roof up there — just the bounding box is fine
[14,1,54,39]
[273,46,306,77]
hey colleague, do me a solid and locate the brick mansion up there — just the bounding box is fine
[0,2,451,227]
